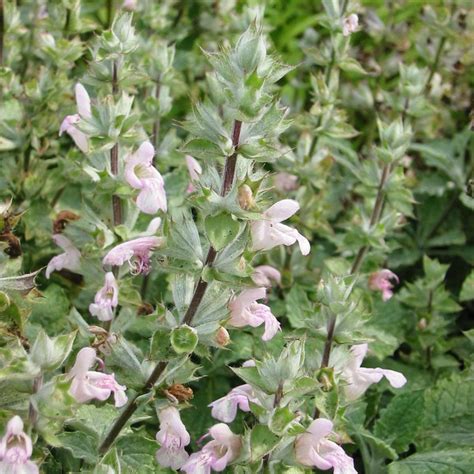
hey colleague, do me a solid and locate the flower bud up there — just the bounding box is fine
[317,367,335,392]
[418,318,428,331]
[238,184,254,210]
[215,327,230,347]
[170,325,198,354]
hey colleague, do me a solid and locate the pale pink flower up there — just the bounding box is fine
[251,265,281,287]
[251,199,310,255]
[89,272,119,322]
[368,269,399,301]
[342,14,359,36]
[185,155,202,193]
[274,172,298,192]
[181,424,241,473]
[37,3,48,20]
[125,141,167,215]
[59,83,91,153]
[68,347,127,407]
[103,236,163,275]
[155,407,190,470]
[228,288,280,341]
[295,418,356,473]
[45,234,81,279]
[122,0,137,10]
[0,416,38,474]
[209,384,259,423]
[242,359,256,368]
[342,344,407,400]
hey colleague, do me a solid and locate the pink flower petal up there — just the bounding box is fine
[264,199,300,222]
[75,83,91,119]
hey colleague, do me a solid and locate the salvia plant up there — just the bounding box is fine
[0,0,473,473]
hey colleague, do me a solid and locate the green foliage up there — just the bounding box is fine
[0,0,472,472]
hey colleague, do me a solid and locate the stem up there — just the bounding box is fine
[425,36,446,94]
[28,375,43,427]
[64,8,71,34]
[106,0,114,28]
[0,0,4,66]
[307,0,349,159]
[98,120,242,454]
[152,81,161,150]
[111,60,122,227]
[273,382,283,408]
[320,163,391,369]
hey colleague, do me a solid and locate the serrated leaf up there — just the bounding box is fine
[250,425,279,462]
[115,435,159,473]
[269,406,298,435]
[419,375,474,449]
[459,271,474,302]
[388,449,474,474]
[181,138,225,160]
[106,336,146,388]
[374,391,424,453]
[58,431,98,464]
[205,213,240,251]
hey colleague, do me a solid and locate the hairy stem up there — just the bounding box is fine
[425,36,446,94]
[320,163,391,369]
[98,120,242,454]
[111,60,122,227]
[28,375,43,427]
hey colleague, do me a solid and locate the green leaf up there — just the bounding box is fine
[106,336,146,388]
[30,330,76,371]
[419,374,474,449]
[232,366,276,394]
[250,425,279,462]
[115,434,160,473]
[67,404,121,439]
[205,213,240,251]
[150,329,173,360]
[181,138,225,160]
[29,284,71,334]
[57,431,98,464]
[422,255,449,287]
[459,271,474,301]
[285,285,312,329]
[339,58,368,75]
[388,449,474,474]
[269,406,298,435]
[358,431,398,461]
[374,391,424,453]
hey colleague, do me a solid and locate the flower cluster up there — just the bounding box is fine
[0,417,38,474]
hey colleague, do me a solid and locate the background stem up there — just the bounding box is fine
[0,0,4,66]
[320,163,391,369]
